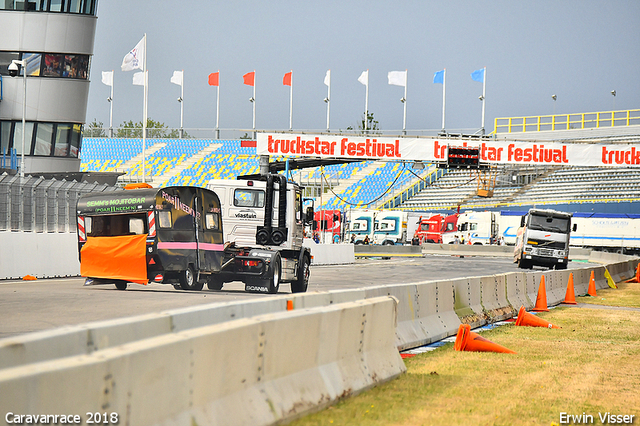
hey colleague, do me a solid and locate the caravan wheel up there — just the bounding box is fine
[114,281,127,291]
[180,266,203,291]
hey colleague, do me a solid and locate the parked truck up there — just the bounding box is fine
[514,208,574,269]
[373,210,408,245]
[442,211,497,245]
[312,209,344,244]
[76,174,311,294]
[413,213,458,244]
[345,209,376,244]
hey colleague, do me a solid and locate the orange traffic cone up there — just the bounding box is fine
[454,324,516,354]
[532,275,549,312]
[515,306,560,329]
[587,270,597,297]
[563,272,577,305]
[625,264,639,283]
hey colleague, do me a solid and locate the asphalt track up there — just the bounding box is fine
[0,254,590,339]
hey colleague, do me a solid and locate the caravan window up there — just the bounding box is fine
[234,189,265,208]
[87,214,147,237]
[158,211,172,228]
[205,213,220,230]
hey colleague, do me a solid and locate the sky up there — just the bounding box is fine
[85,0,640,136]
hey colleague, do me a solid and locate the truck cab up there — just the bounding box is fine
[514,208,574,269]
[373,211,408,245]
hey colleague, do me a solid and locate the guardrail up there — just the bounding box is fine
[492,109,640,134]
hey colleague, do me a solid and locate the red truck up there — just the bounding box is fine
[413,213,458,244]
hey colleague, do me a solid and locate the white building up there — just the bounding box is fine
[0,0,97,173]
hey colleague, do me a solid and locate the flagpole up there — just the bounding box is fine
[364,69,369,132]
[326,70,331,131]
[442,68,446,132]
[289,70,293,131]
[481,66,486,135]
[142,33,147,183]
[109,70,113,138]
[215,70,220,139]
[179,69,184,138]
[402,69,407,135]
[252,70,256,139]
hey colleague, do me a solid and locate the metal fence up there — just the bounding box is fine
[0,173,121,232]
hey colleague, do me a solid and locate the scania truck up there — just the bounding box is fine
[514,208,575,269]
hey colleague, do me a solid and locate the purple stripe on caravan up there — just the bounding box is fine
[157,242,224,251]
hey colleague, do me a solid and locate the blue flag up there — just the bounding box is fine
[471,68,484,83]
[433,70,444,84]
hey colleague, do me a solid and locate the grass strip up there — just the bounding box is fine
[290,283,640,426]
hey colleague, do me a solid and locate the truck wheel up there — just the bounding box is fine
[114,280,127,291]
[207,276,224,291]
[517,259,530,269]
[382,240,394,246]
[180,266,203,291]
[291,254,310,293]
[267,254,281,294]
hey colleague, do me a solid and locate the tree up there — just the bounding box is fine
[85,119,106,137]
[115,118,190,138]
[359,112,380,134]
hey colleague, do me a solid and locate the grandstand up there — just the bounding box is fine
[79,108,640,216]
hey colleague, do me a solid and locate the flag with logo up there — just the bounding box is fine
[121,36,145,72]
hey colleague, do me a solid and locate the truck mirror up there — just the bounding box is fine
[573,223,577,232]
[305,207,314,225]
[520,215,526,227]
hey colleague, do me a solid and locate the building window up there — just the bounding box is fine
[34,122,54,155]
[0,52,90,80]
[0,0,97,14]
[54,123,71,156]
[0,52,20,76]
[0,120,82,158]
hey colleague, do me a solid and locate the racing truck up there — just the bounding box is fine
[76,174,311,294]
[514,208,575,269]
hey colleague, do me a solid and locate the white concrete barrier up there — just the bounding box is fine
[0,231,80,279]
[452,277,486,328]
[504,272,532,310]
[0,297,405,426]
[303,241,355,265]
[479,275,515,321]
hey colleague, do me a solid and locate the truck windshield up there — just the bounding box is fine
[529,214,570,233]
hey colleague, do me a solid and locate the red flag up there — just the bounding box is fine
[283,71,292,86]
[243,71,255,86]
[208,72,219,86]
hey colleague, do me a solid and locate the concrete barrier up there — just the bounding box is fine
[452,277,486,328]
[302,241,355,265]
[504,272,532,310]
[0,296,405,426]
[354,244,423,257]
[479,275,515,321]
[414,281,459,344]
[0,231,80,279]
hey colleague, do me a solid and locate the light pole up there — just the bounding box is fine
[8,59,27,178]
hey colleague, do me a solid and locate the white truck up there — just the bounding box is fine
[206,174,312,293]
[570,213,640,254]
[442,211,498,245]
[345,209,376,244]
[514,208,574,270]
[373,210,408,245]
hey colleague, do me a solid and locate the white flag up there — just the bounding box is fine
[121,36,145,72]
[101,70,113,87]
[133,71,145,86]
[324,70,331,86]
[388,70,407,87]
[357,70,368,86]
[170,70,183,86]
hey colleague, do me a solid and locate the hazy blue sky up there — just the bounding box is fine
[86,0,640,135]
